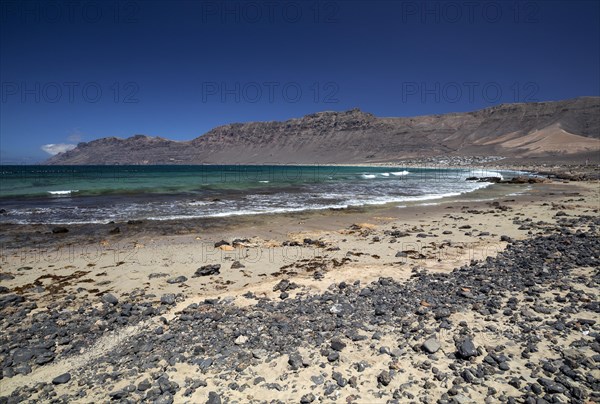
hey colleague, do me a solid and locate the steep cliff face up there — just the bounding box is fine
[45,97,600,165]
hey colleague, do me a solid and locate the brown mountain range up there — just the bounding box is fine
[45,97,600,165]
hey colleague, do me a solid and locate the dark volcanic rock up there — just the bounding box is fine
[288,353,304,370]
[12,348,34,364]
[231,261,245,269]
[0,294,25,310]
[101,293,118,305]
[377,370,392,386]
[51,227,69,234]
[194,265,221,277]
[330,339,347,352]
[207,391,222,404]
[456,338,478,359]
[52,373,71,385]
[161,294,177,305]
[477,176,502,183]
[300,393,316,403]
[422,338,441,354]
[167,276,187,284]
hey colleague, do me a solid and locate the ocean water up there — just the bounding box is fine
[0,165,515,225]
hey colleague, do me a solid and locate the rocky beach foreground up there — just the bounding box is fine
[0,179,599,403]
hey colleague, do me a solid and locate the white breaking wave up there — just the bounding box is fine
[345,183,491,208]
[380,173,390,177]
[390,171,410,176]
[146,203,351,221]
[361,174,376,179]
[187,201,211,206]
[259,180,270,183]
[47,190,78,196]
[466,170,504,180]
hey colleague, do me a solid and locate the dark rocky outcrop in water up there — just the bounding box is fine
[45,97,600,165]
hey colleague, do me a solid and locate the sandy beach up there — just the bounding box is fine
[0,178,598,403]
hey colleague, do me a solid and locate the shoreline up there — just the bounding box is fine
[0,179,533,250]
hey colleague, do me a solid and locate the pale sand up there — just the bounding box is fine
[0,180,598,401]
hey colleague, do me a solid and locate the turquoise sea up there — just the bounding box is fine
[0,165,518,224]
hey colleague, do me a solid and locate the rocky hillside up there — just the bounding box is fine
[45,97,600,165]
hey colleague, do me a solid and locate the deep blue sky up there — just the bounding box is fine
[1,0,599,162]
